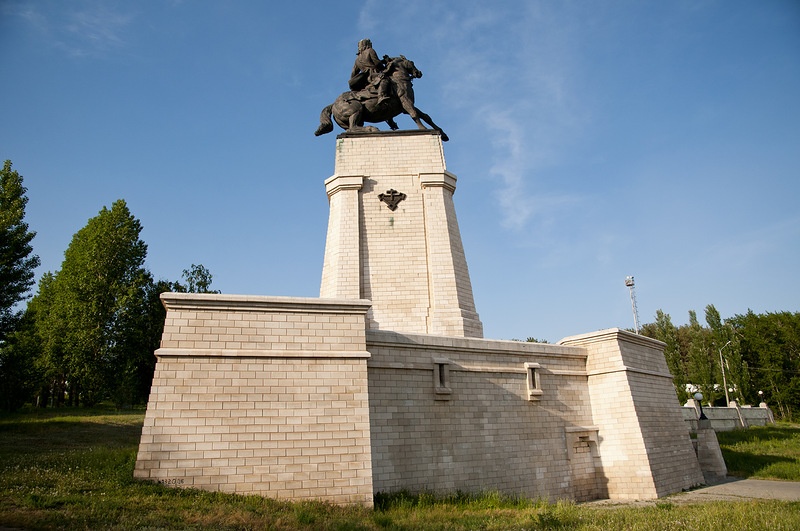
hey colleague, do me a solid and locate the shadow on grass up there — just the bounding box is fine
[721,449,798,479]
[717,424,800,480]
[0,407,144,456]
[717,424,800,445]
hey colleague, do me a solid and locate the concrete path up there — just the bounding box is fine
[583,477,800,506]
[668,477,800,503]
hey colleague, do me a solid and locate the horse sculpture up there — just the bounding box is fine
[314,55,448,142]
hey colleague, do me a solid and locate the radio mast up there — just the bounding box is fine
[625,276,641,334]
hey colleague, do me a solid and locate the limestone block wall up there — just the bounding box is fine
[320,176,362,299]
[320,131,482,338]
[366,330,600,501]
[134,293,375,506]
[559,329,704,500]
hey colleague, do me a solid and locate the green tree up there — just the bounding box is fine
[39,200,151,406]
[685,310,719,404]
[642,306,800,420]
[0,160,40,339]
[174,263,219,293]
[0,311,41,410]
[642,310,689,402]
[26,271,74,406]
[0,161,41,410]
[705,304,750,405]
[525,337,549,344]
[729,310,800,420]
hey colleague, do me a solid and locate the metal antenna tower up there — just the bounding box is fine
[625,276,641,334]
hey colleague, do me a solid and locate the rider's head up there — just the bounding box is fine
[358,39,372,53]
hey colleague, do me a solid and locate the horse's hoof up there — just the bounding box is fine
[441,132,449,142]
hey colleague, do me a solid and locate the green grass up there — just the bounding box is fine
[1,407,799,530]
[717,423,800,480]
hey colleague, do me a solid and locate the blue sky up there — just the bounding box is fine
[2,0,798,342]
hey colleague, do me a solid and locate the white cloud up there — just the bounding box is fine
[65,6,132,54]
[12,1,135,58]
[353,1,591,234]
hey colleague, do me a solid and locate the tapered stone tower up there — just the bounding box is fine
[320,130,483,338]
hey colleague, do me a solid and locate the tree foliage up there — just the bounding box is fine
[0,160,41,409]
[642,306,800,421]
[0,160,40,339]
[32,200,151,406]
[174,263,219,294]
[728,311,800,421]
[0,188,222,410]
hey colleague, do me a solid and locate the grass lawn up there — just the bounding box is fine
[1,406,799,530]
[717,423,800,480]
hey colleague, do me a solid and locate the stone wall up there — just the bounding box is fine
[134,293,375,506]
[682,402,775,432]
[559,329,704,499]
[136,132,708,505]
[366,330,597,501]
[320,131,482,338]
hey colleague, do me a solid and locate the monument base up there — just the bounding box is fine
[320,131,483,338]
[134,130,703,504]
[134,294,703,503]
[133,293,375,506]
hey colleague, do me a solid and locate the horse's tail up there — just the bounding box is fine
[314,104,334,136]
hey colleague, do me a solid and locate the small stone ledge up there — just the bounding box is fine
[366,329,586,359]
[336,129,443,140]
[155,348,372,359]
[160,292,372,315]
[558,327,666,350]
[586,364,674,379]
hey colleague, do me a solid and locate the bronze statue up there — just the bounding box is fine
[315,40,448,141]
[349,38,390,104]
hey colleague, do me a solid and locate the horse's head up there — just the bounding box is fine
[389,55,422,79]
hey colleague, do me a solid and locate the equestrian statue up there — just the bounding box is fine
[314,39,448,141]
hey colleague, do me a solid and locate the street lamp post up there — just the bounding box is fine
[719,340,732,406]
[694,392,707,420]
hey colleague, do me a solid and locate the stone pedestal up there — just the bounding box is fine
[559,329,705,499]
[320,131,483,338]
[135,129,707,506]
[695,419,728,484]
[133,293,375,506]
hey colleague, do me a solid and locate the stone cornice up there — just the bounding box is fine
[160,292,372,315]
[558,327,666,349]
[336,129,444,140]
[366,329,587,359]
[155,348,371,359]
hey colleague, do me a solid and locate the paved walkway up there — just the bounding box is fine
[583,478,800,506]
[668,477,800,503]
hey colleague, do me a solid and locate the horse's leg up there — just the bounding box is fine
[386,117,399,130]
[400,97,427,129]
[348,105,364,132]
[344,104,379,133]
[414,107,449,142]
[395,91,429,131]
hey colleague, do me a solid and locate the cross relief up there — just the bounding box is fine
[378,189,407,211]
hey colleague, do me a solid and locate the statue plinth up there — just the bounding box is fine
[320,131,483,338]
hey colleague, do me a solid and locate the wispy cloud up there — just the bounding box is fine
[11,1,135,58]
[63,6,133,56]
[357,1,587,233]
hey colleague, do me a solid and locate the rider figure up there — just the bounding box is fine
[349,39,390,105]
